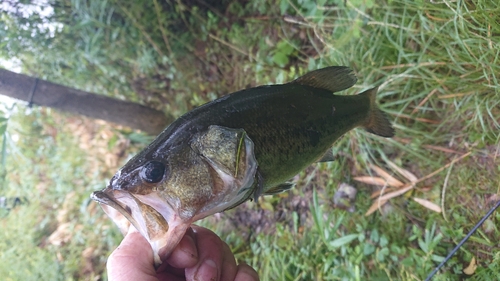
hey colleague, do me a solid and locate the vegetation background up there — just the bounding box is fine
[0,0,499,280]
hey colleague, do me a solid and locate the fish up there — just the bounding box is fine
[91,66,394,265]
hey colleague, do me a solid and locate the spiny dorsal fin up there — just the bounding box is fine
[317,149,336,162]
[291,66,357,93]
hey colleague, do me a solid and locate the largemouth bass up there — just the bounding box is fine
[91,66,394,265]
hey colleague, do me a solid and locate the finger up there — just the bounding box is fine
[107,227,157,281]
[185,226,224,281]
[155,264,186,281]
[163,227,198,269]
[235,262,260,281]
[220,241,238,281]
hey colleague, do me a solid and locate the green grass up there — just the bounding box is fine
[1,0,499,280]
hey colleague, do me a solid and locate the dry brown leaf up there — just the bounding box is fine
[47,222,72,246]
[413,197,442,213]
[353,176,387,186]
[378,184,414,201]
[365,199,389,216]
[47,223,84,247]
[370,187,397,199]
[385,160,418,183]
[81,247,96,276]
[370,165,405,187]
[463,256,477,275]
[362,153,472,210]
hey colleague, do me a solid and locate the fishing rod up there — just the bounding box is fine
[425,199,500,281]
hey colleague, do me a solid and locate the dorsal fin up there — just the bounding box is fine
[291,66,357,93]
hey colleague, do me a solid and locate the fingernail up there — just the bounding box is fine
[235,262,260,281]
[195,259,218,281]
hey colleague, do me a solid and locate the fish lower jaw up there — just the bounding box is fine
[153,219,192,265]
[93,190,182,264]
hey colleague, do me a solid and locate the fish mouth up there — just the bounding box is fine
[91,125,260,266]
[91,189,190,266]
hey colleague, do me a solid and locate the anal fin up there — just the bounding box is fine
[263,182,295,195]
[317,149,336,162]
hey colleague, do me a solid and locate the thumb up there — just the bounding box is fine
[107,227,157,281]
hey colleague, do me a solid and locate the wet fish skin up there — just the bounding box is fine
[121,67,380,190]
[91,66,394,265]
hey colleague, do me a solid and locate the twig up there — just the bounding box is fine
[394,138,465,155]
[380,62,447,70]
[391,112,440,124]
[346,0,373,20]
[422,145,464,155]
[153,0,175,61]
[487,23,493,50]
[438,91,476,99]
[366,21,417,32]
[283,16,310,26]
[415,152,471,184]
[118,4,166,58]
[411,89,438,114]
[208,34,253,60]
[441,159,455,222]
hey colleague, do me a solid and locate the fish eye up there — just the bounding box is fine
[140,161,165,183]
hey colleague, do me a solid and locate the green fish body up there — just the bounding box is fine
[91,66,394,265]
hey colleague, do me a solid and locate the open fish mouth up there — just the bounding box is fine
[91,189,188,265]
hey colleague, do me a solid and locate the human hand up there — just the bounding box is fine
[107,225,259,281]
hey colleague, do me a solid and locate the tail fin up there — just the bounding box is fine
[360,87,394,137]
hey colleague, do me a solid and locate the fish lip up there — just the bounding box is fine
[91,188,181,265]
[90,190,116,206]
[90,189,140,234]
[91,190,129,217]
[91,189,162,239]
